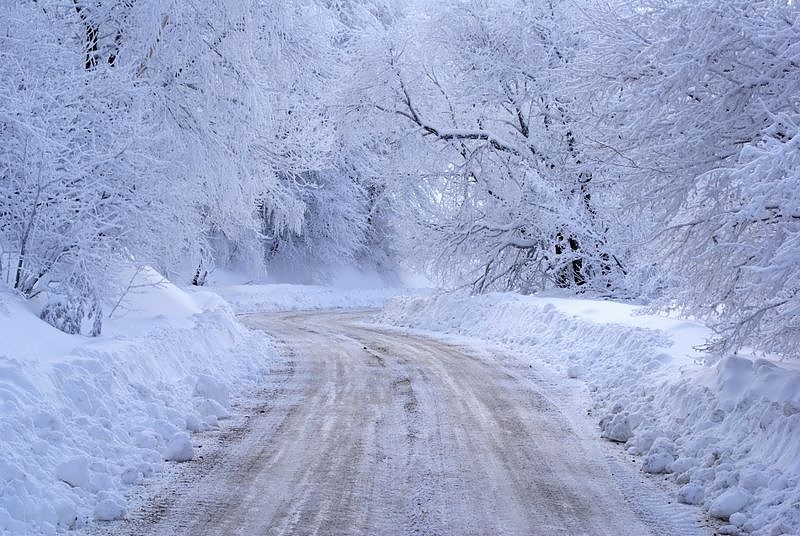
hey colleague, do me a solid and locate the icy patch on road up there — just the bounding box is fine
[0,270,276,534]
[381,292,800,536]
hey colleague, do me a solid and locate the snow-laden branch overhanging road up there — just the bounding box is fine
[88,310,709,536]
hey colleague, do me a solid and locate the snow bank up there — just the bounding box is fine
[381,292,800,536]
[0,269,274,534]
[210,283,413,314]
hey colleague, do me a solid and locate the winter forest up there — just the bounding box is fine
[2,0,799,356]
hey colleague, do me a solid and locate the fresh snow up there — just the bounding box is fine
[0,269,276,534]
[210,283,414,315]
[380,292,800,536]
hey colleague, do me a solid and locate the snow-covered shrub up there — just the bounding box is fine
[40,288,102,337]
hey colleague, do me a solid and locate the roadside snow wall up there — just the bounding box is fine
[0,272,274,534]
[381,293,800,536]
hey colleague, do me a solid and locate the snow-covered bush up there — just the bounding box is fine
[39,286,102,337]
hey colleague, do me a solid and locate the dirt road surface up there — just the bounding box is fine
[89,310,708,536]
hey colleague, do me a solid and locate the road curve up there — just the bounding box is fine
[92,310,697,535]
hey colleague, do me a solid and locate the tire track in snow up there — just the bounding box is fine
[86,310,710,536]
[602,452,714,536]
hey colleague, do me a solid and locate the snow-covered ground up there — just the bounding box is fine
[0,275,418,535]
[0,269,277,534]
[210,283,413,315]
[6,279,799,535]
[380,292,800,536]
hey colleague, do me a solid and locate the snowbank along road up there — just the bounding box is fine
[91,310,709,536]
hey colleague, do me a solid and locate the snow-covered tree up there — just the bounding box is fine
[585,0,800,356]
[359,0,625,292]
[0,1,364,331]
[0,2,199,332]
[6,0,797,359]
[260,0,404,283]
[263,170,370,282]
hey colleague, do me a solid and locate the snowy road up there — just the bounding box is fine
[93,310,705,536]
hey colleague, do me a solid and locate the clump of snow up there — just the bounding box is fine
[196,398,231,421]
[93,492,126,521]
[185,414,205,433]
[670,456,700,475]
[164,433,194,463]
[566,364,584,379]
[600,414,633,443]
[729,511,747,527]
[678,483,706,505]
[0,268,276,534]
[56,457,90,488]
[380,292,800,536]
[195,374,230,406]
[642,452,674,474]
[708,487,750,521]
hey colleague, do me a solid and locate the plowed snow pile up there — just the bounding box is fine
[381,293,800,536]
[0,269,275,534]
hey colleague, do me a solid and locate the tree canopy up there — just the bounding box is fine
[1,0,798,357]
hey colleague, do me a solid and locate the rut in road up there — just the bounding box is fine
[91,310,707,536]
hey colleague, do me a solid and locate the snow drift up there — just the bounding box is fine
[0,269,275,534]
[381,293,800,536]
